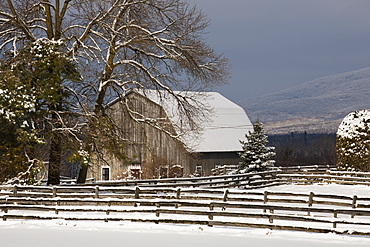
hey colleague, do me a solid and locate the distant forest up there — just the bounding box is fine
[268,133,337,167]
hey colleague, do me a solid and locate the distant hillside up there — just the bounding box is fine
[239,67,370,134]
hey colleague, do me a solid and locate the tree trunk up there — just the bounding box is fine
[47,127,61,185]
[77,163,88,184]
[47,86,63,185]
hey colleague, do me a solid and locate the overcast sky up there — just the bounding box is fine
[188,0,370,102]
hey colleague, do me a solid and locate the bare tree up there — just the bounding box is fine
[0,0,229,184]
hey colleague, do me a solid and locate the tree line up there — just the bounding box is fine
[269,132,337,167]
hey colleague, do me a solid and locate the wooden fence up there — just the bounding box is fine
[1,183,370,235]
[278,165,335,174]
[92,170,282,188]
[278,170,370,186]
[1,184,370,207]
[2,166,370,235]
[88,165,370,188]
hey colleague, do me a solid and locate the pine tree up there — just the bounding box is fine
[238,120,275,173]
[0,39,81,184]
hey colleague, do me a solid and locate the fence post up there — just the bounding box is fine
[176,188,181,199]
[352,195,358,218]
[135,187,140,199]
[95,186,99,199]
[264,191,268,204]
[352,195,357,209]
[52,186,57,197]
[308,192,314,207]
[263,191,268,213]
[13,185,18,197]
[223,189,229,202]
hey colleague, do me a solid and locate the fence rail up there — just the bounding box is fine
[2,166,370,235]
[90,166,370,187]
[91,170,281,188]
[1,187,370,235]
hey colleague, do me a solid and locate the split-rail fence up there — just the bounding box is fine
[1,165,370,235]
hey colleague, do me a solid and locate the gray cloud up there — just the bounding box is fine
[188,0,370,102]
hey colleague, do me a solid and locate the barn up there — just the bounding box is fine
[87,90,253,181]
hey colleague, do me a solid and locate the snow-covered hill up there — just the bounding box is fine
[240,67,370,134]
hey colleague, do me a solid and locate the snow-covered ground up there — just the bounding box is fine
[1,184,370,247]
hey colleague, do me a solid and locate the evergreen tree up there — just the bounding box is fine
[0,39,81,184]
[238,120,275,173]
[0,68,40,183]
[337,110,370,172]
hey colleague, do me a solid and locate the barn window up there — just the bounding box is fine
[102,167,110,181]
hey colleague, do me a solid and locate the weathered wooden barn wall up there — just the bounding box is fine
[191,152,241,176]
[88,92,194,181]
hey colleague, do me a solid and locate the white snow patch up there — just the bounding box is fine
[1,219,370,247]
[337,109,370,139]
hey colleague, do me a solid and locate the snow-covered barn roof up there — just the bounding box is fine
[135,90,254,153]
[191,92,253,152]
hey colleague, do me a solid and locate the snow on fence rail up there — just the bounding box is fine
[278,170,370,186]
[277,164,336,173]
[91,170,281,188]
[90,166,370,187]
[3,167,370,234]
[53,165,369,188]
[1,185,370,208]
[1,186,370,235]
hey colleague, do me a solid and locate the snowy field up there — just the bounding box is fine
[1,184,370,247]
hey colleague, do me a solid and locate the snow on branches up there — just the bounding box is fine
[0,0,229,184]
[337,109,370,172]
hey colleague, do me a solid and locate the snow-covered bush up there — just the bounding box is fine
[237,120,275,173]
[337,109,370,172]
